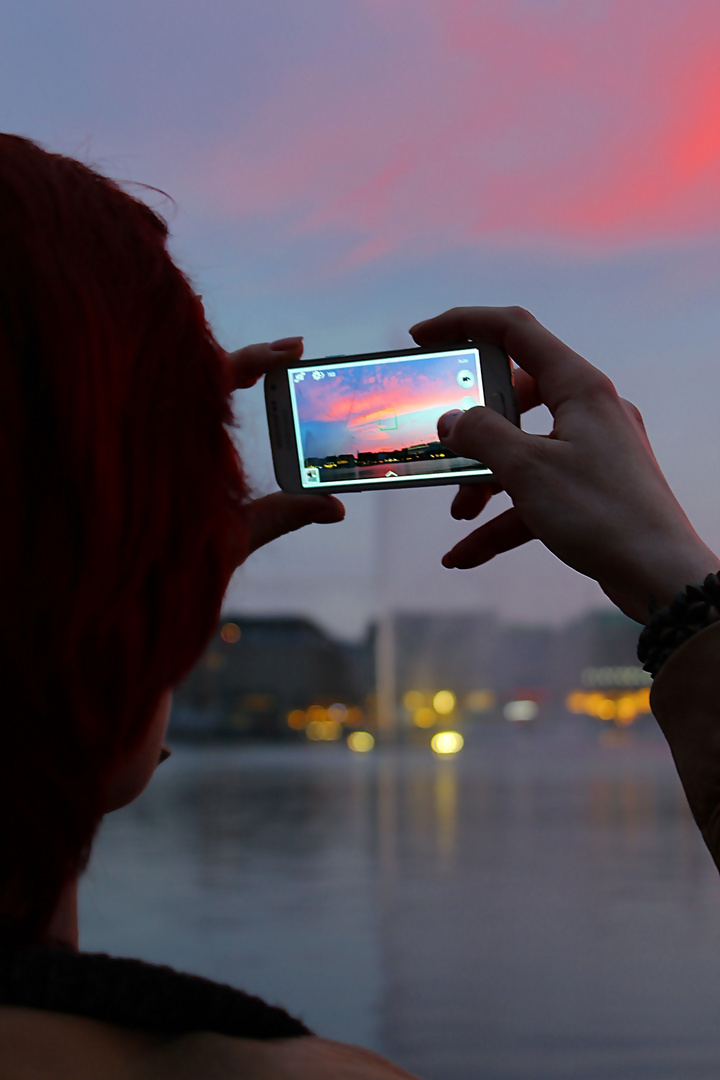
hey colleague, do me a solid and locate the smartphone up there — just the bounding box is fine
[265,341,518,494]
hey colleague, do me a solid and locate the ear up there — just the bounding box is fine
[103,691,173,813]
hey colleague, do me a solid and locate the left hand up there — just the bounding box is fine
[225,338,345,561]
[409,307,718,623]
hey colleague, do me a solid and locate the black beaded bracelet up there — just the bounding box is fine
[637,572,720,678]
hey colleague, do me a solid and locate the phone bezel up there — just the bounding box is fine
[264,341,518,494]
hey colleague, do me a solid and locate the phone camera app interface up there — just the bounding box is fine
[288,348,492,488]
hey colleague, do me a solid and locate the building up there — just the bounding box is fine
[169,609,649,741]
[170,616,374,739]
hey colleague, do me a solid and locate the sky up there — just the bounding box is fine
[2,0,720,637]
[293,350,481,458]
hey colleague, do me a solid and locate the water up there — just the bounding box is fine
[79,718,720,1079]
[316,455,484,483]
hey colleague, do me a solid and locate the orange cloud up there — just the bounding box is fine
[189,0,720,265]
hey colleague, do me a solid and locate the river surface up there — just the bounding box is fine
[79,718,720,1079]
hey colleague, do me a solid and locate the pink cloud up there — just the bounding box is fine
[296,367,460,423]
[188,0,720,265]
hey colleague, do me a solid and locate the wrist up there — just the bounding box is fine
[599,535,720,625]
[638,572,720,677]
[622,543,720,625]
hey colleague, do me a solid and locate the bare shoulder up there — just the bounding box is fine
[0,1005,169,1080]
[0,1008,421,1080]
[146,1033,423,1080]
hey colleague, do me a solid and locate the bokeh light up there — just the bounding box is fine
[503,700,539,722]
[306,719,342,741]
[220,622,241,644]
[347,731,375,752]
[465,690,495,712]
[431,731,464,755]
[287,710,307,730]
[566,688,651,725]
[413,707,437,728]
[403,690,425,711]
[433,690,456,715]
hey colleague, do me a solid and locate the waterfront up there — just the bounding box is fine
[80,718,720,1079]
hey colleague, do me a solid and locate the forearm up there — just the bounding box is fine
[650,621,720,871]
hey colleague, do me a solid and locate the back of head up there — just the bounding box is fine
[0,134,247,946]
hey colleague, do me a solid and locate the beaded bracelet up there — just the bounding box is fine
[637,572,720,678]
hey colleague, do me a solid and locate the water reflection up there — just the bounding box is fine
[80,720,720,1079]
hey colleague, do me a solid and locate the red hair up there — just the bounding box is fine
[0,134,248,945]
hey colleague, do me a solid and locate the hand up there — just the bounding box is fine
[225,338,345,561]
[410,307,719,623]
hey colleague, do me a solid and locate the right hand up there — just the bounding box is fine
[410,306,719,624]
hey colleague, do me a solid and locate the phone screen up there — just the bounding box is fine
[287,346,492,489]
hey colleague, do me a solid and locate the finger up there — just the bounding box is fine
[514,368,542,414]
[442,507,535,569]
[244,492,344,557]
[438,405,544,485]
[227,337,304,391]
[450,482,497,521]
[410,307,608,414]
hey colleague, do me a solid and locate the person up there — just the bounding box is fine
[0,134,418,1079]
[0,132,716,1078]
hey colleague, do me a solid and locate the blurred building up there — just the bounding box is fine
[170,616,374,739]
[170,608,649,741]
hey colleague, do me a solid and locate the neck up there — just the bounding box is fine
[45,879,79,950]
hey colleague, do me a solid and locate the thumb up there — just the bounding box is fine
[438,405,531,482]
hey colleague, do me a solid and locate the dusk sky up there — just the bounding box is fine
[3,0,720,636]
[293,351,481,458]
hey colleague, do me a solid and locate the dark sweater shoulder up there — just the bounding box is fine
[0,944,311,1040]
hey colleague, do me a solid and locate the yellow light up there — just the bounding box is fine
[431,731,464,755]
[403,690,425,711]
[615,695,637,723]
[433,690,456,715]
[306,704,328,723]
[465,690,495,712]
[220,622,241,644]
[348,731,375,752]
[287,710,306,730]
[306,719,342,741]
[413,707,437,728]
[567,687,652,723]
[634,688,651,712]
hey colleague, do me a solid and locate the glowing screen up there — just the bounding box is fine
[287,348,492,488]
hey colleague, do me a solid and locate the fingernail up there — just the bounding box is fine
[442,553,456,569]
[270,336,303,351]
[438,410,463,440]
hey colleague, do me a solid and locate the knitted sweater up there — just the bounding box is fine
[0,944,311,1039]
